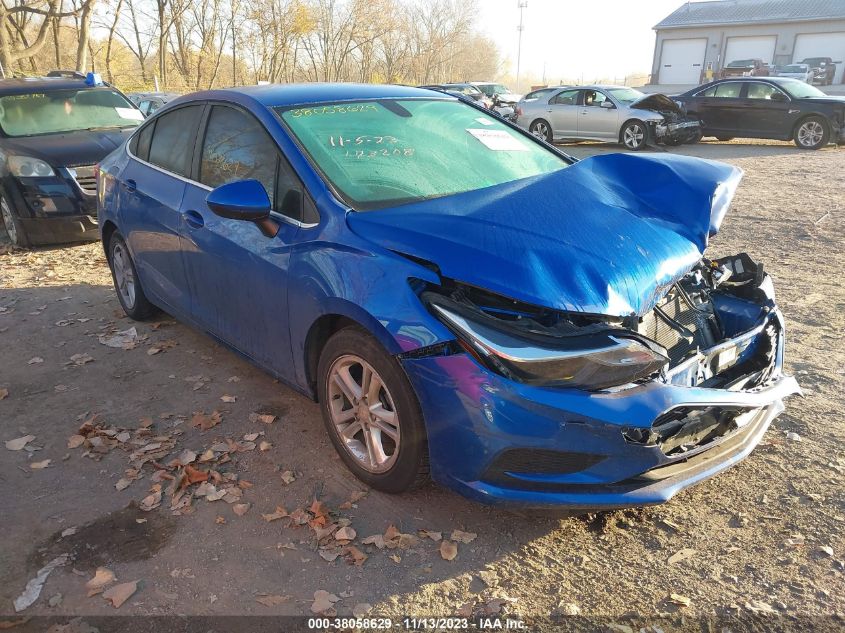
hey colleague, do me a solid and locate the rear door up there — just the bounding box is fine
[694,81,745,133]
[178,103,309,380]
[545,88,581,138]
[120,104,203,316]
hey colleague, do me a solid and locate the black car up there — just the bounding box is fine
[675,77,845,150]
[0,72,143,246]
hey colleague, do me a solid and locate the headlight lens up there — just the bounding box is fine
[431,304,668,390]
[8,156,55,178]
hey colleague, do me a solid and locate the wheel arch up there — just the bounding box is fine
[101,219,119,255]
[791,112,833,139]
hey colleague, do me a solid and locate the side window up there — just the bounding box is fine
[697,85,718,97]
[713,83,742,98]
[583,90,608,107]
[148,101,161,114]
[133,121,155,161]
[747,83,783,100]
[199,105,279,207]
[148,105,202,176]
[551,89,579,105]
[138,100,151,115]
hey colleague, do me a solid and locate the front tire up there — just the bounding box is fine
[794,116,830,150]
[1,195,29,247]
[317,327,429,493]
[529,119,553,143]
[106,232,158,320]
[620,120,648,151]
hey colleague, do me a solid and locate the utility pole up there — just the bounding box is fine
[516,0,527,91]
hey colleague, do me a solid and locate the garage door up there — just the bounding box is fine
[794,32,845,83]
[659,38,707,84]
[724,35,777,65]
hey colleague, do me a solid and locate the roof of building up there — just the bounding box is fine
[655,0,845,29]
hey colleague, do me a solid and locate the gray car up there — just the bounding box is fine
[514,85,700,150]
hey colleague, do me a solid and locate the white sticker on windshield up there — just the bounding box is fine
[474,117,494,126]
[115,107,144,121]
[466,128,528,151]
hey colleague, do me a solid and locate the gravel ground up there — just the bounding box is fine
[1,139,843,630]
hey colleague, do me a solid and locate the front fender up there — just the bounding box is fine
[287,241,454,391]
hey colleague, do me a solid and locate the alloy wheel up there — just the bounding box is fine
[797,121,824,147]
[327,354,400,473]
[111,242,137,309]
[1,198,18,244]
[623,123,645,149]
[531,121,550,141]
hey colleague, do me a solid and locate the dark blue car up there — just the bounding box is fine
[97,83,799,509]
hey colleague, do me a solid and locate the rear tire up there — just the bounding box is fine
[620,120,648,151]
[793,116,830,150]
[1,195,29,247]
[106,232,158,320]
[317,326,429,493]
[529,119,553,143]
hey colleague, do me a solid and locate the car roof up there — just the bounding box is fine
[202,83,445,108]
[0,76,105,95]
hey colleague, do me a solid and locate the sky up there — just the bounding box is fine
[476,0,687,85]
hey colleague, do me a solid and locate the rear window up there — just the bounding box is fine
[147,105,202,176]
[0,87,142,137]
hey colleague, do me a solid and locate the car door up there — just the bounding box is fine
[178,103,310,381]
[545,89,581,138]
[121,104,203,316]
[693,81,745,133]
[740,81,793,138]
[577,89,620,140]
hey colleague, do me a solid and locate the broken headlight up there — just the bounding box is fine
[430,303,668,390]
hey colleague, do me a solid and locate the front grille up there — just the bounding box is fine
[637,289,718,364]
[70,164,97,195]
[482,448,606,488]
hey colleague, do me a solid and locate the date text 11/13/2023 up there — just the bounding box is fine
[306,616,527,629]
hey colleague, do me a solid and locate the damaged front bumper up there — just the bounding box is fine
[401,283,800,509]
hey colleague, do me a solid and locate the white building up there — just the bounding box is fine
[650,0,845,85]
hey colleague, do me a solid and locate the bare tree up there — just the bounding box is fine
[0,0,77,75]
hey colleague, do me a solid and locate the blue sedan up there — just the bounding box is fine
[97,83,799,509]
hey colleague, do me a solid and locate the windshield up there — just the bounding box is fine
[477,83,509,96]
[728,59,755,67]
[0,88,142,137]
[446,85,482,97]
[278,99,567,210]
[777,79,827,98]
[607,87,645,104]
[781,65,806,73]
[802,58,826,65]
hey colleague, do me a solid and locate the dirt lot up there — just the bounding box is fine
[1,139,844,629]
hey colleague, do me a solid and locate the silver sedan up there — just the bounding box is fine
[514,85,668,151]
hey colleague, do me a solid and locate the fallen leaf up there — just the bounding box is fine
[102,581,139,608]
[68,353,95,366]
[215,516,226,524]
[419,530,442,542]
[451,529,477,543]
[47,593,62,607]
[319,548,341,562]
[60,527,77,538]
[259,441,272,451]
[249,413,276,425]
[5,435,35,451]
[67,435,85,449]
[667,548,696,565]
[262,506,289,522]
[255,594,290,607]
[30,460,51,470]
[13,554,68,612]
[344,545,367,566]
[174,449,197,465]
[389,553,401,563]
[669,593,692,607]
[233,503,250,516]
[334,526,356,541]
[98,327,138,349]
[311,590,340,613]
[243,432,260,442]
[280,470,296,484]
[818,545,834,557]
[28,357,44,365]
[147,348,162,356]
[785,431,801,442]
[184,465,209,484]
[190,410,222,431]
[0,388,8,400]
[310,499,329,517]
[139,489,162,512]
[745,599,777,614]
[353,603,372,617]
[220,395,237,403]
[361,534,385,549]
[115,479,132,491]
[85,568,116,596]
[440,540,458,561]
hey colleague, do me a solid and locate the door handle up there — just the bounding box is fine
[183,209,205,229]
[125,179,136,193]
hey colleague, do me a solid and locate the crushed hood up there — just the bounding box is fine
[631,93,684,115]
[347,153,742,317]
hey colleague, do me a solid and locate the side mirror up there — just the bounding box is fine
[206,179,278,237]
[600,100,614,109]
